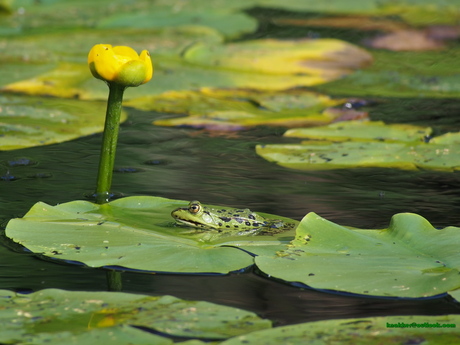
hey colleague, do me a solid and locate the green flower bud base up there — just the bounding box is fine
[95,83,125,204]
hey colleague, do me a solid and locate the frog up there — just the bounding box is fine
[171,200,296,235]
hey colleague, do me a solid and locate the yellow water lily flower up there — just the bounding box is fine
[88,44,153,87]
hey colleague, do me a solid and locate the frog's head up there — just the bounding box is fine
[171,200,219,229]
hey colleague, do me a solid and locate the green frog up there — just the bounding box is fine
[171,200,296,235]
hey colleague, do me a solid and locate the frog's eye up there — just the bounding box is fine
[189,202,201,214]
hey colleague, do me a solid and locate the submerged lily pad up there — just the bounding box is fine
[127,88,344,129]
[257,121,460,171]
[0,94,126,151]
[0,288,271,344]
[256,212,460,298]
[221,314,460,345]
[5,196,297,273]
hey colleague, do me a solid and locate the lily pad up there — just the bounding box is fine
[184,38,372,79]
[221,314,460,345]
[257,141,460,171]
[127,88,344,129]
[256,212,460,298]
[449,288,460,303]
[0,94,126,151]
[98,7,257,39]
[317,48,460,98]
[5,196,297,273]
[256,121,460,171]
[284,121,432,142]
[0,288,271,344]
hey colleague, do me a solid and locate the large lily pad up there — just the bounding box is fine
[127,88,344,129]
[256,212,460,298]
[184,38,372,79]
[0,288,271,344]
[221,314,460,345]
[5,196,297,273]
[0,94,126,151]
[256,121,460,171]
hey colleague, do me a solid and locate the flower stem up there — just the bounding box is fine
[106,270,123,291]
[95,83,125,204]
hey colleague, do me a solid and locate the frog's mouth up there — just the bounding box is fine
[174,218,212,229]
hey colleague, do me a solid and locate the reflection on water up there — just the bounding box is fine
[1,98,460,324]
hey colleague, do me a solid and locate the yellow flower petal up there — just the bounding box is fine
[88,44,153,87]
[139,50,153,84]
[112,46,139,59]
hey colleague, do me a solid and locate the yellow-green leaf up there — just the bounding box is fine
[0,94,126,151]
[127,88,344,129]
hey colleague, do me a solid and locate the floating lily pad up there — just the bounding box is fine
[0,94,126,151]
[221,314,460,345]
[0,288,271,344]
[127,88,344,129]
[98,7,257,39]
[284,121,431,142]
[256,141,460,171]
[256,121,460,171]
[5,196,297,273]
[184,38,372,79]
[449,288,460,303]
[256,212,460,298]
[317,48,460,98]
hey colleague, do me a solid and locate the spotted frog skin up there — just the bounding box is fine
[171,200,295,234]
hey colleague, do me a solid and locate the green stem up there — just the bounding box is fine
[95,83,125,204]
[106,270,123,291]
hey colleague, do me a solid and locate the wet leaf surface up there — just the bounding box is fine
[0,288,271,343]
[256,121,460,171]
[256,212,460,297]
[221,314,460,345]
[5,196,297,273]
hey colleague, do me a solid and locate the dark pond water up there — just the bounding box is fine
[1,7,460,328]
[1,97,460,326]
